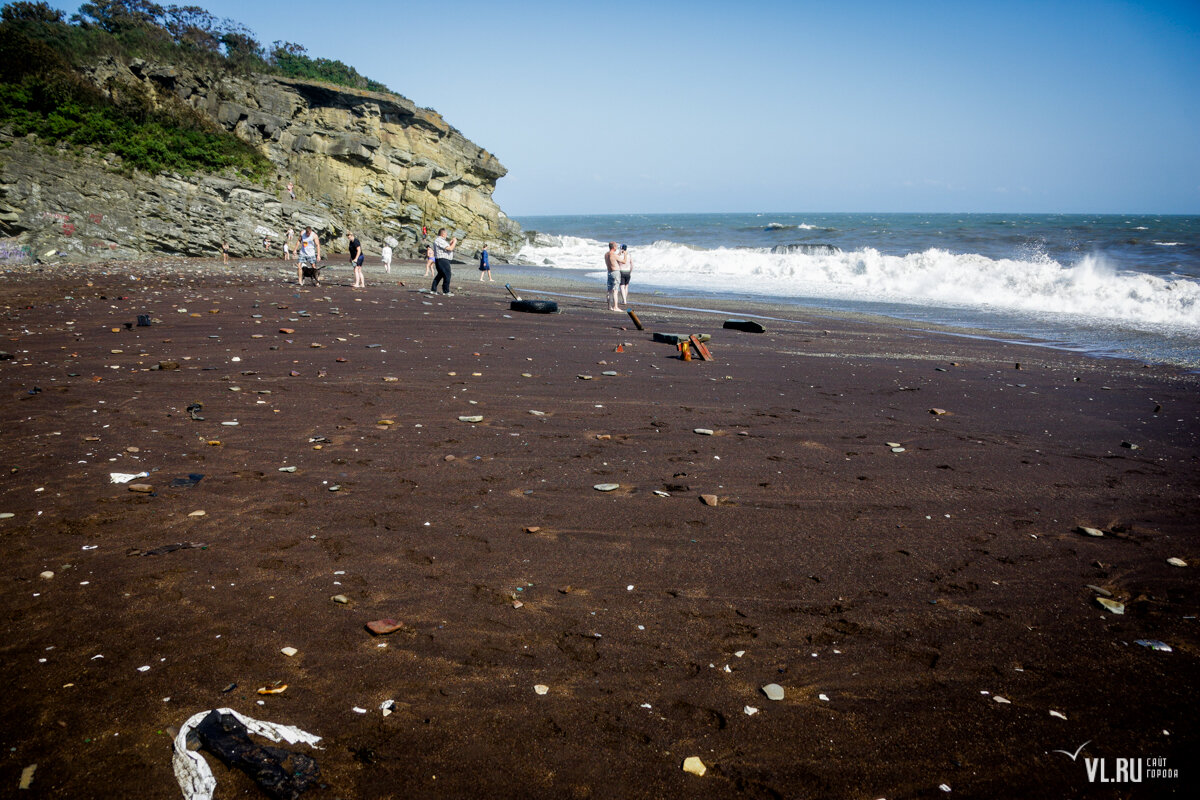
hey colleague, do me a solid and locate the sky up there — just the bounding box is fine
[43,0,1200,215]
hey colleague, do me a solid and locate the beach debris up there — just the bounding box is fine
[1095,597,1125,614]
[700,494,719,506]
[110,471,150,484]
[170,473,204,488]
[761,683,785,701]
[1135,640,1173,652]
[1050,710,1068,720]
[331,594,349,604]
[365,619,405,635]
[1167,557,1187,567]
[1077,526,1106,537]
[682,756,707,777]
[504,283,521,300]
[510,299,558,314]
[940,784,952,793]
[689,334,714,360]
[594,483,620,492]
[627,309,644,330]
[380,700,395,717]
[723,319,765,333]
[280,647,298,657]
[256,683,287,695]
[175,709,321,800]
[127,541,206,557]
[929,408,949,415]
[534,684,549,695]
[652,332,689,345]
[458,415,483,423]
[694,428,714,436]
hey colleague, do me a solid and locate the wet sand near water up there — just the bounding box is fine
[1,257,1198,798]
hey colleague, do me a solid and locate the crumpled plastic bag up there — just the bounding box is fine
[110,471,150,484]
[172,708,322,800]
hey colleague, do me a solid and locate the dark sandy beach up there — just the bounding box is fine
[1,256,1197,799]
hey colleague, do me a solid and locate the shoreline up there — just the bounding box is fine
[12,254,1197,375]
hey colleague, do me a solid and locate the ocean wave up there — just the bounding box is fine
[516,236,1200,331]
[1154,241,1182,246]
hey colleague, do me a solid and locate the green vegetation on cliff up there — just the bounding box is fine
[0,1,392,178]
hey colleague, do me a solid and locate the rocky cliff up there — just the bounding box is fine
[0,56,521,264]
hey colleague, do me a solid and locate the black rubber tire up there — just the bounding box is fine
[510,299,559,314]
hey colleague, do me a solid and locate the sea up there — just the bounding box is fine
[512,213,1200,369]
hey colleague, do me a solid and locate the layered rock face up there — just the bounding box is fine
[0,57,520,264]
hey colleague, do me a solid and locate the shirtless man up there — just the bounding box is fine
[605,241,623,311]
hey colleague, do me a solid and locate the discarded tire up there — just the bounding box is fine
[511,299,559,314]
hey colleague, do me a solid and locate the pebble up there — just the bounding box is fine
[278,466,297,473]
[682,757,707,777]
[993,696,1011,704]
[577,375,593,380]
[128,484,153,493]
[653,490,669,497]
[744,705,758,716]
[188,510,206,517]
[1095,597,1125,614]
[601,371,618,376]
[458,415,484,423]
[891,447,906,453]
[331,594,349,604]
[886,442,902,447]
[1050,710,1068,720]
[593,483,620,492]
[280,647,298,657]
[534,684,549,695]
[39,571,54,580]
[761,683,785,701]
[0,512,14,519]
[700,494,719,506]
[221,421,239,426]
[1077,526,1105,537]
[1167,557,1187,567]
[694,428,714,435]
[382,376,398,382]
[528,410,546,416]
[365,619,405,635]
[1120,441,1140,450]
[929,408,949,415]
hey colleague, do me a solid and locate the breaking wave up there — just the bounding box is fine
[517,235,1200,332]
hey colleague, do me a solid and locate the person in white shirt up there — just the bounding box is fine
[381,243,392,274]
[431,228,457,295]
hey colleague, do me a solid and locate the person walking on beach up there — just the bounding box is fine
[605,241,623,311]
[221,240,229,265]
[478,243,493,281]
[424,241,436,277]
[297,225,321,284]
[348,232,366,288]
[431,228,456,295]
[618,244,632,307]
[381,242,392,274]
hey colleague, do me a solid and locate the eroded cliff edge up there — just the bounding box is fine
[0,56,521,263]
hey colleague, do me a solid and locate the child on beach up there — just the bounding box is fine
[478,244,493,281]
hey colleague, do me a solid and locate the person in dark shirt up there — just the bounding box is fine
[348,233,365,288]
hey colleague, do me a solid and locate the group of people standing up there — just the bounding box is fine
[605,241,634,311]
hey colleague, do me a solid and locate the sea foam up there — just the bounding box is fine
[517,235,1200,332]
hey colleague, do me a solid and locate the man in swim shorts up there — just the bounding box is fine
[605,241,623,311]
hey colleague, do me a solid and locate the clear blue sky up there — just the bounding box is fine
[46,0,1200,214]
